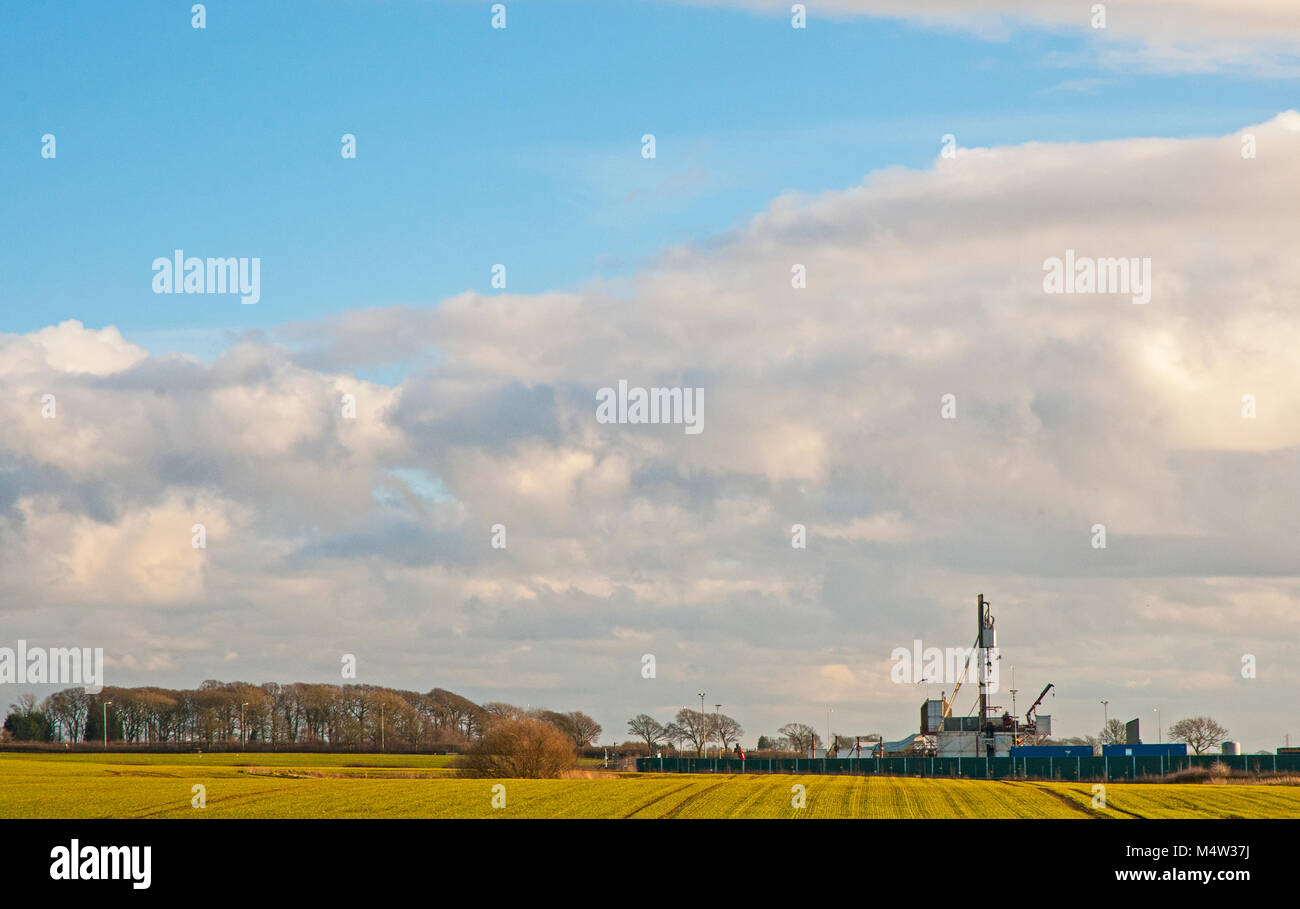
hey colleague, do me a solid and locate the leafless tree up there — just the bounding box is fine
[627,714,667,751]
[778,722,822,753]
[1169,716,1229,755]
[712,713,743,750]
[44,688,89,742]
[673,708,713,756]
[1099,719,1126,745]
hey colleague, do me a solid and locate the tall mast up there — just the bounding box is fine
[976,594,995,725]
[977,594,986,723]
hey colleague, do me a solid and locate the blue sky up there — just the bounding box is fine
[3,1,1299,751]
[3,0,1295,356]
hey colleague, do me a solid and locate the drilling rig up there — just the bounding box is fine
[915,594,1053,757]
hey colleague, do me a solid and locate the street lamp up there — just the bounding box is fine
[1101,699,1109,726]
[827,707,833,756]
[103,700,112,750]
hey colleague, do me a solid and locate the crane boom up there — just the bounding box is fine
[1025,682,1054,725]
[940,635,981,719]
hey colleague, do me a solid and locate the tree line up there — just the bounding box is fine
[626,708,745,755]
[1,682,602,752]
[3,682,1231,758]
[626,711,874,755]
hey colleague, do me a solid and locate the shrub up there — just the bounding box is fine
[456,717,576,779]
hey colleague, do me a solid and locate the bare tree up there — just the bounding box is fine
[627,714,667,751]
[429,688,481,739]
[483,702,528,723]
[673,708,712,756]
[1099,718,1126,745]
[712,713,743,750]
[1169,716,1229,755]
[44,688,89,742]
[564,711,602,748]
[778,722,822,754]
[663,722,689,754]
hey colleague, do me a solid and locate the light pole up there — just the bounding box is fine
[1153,707,1161,743]
[715,704,722,758]
[827,707,833,756]
[102,700,111,750]
[1101,699,1109,727]
[697,692,706,757]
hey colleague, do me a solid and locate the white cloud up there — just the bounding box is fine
[3,113,1298,748]
[0,319,146,378]
[676,0,1300,73]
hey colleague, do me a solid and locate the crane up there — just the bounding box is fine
[1025,682,1054,726]
[940,634,981,719]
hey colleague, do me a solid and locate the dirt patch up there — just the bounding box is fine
[559,769,619,779]
[240,767,449,780]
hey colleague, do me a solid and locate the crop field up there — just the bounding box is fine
[2,754,1297,819]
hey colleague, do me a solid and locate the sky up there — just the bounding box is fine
[1,0,1298,751]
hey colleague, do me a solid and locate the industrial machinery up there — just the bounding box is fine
[914,594,1053,758]
[1025,682,1054,727]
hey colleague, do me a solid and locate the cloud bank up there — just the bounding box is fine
[4,112,1298,747]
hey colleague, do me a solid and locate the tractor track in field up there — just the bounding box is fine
[136,787,284,818]
[656,777,735,819]
[619,780,699,819]
[1016,781,1143,819]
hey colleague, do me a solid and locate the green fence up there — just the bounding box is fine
[635,753,1300,780]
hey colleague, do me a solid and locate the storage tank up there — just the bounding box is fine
[1221,741,1241,756]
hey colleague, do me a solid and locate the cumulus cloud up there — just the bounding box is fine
[0,320,146,378]
[3,113,1298,746]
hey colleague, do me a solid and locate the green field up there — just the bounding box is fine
[2,754,1297,818]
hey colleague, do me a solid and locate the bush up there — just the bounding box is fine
[456,717,576,779]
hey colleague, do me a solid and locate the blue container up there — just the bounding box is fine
[1010,745,1092,757]
[1101,743,1187,757]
